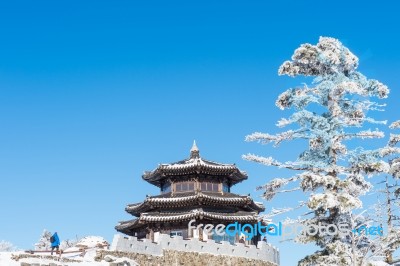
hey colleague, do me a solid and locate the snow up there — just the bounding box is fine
[74,236,109,249]
[0,251,131,266]
[368,260,390,266]
[0,251,138,266]
[0,236,138,265]
[0,251,109,266]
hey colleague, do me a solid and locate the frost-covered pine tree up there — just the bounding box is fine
[243,37,396,265]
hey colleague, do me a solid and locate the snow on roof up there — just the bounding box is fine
[142,145,248,187]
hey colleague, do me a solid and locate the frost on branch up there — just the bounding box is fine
[299,172,336,191]
[298,242,354,266]
[389,134,400,147]
[390,158,400,178]
[307,192,362,212]
[341,174,372,196]
[245,131,293,146]
[275,87,318,110]
[367,79,389,99]
[378,147,400,157]
[262,207,293,219]
[348,149,393,176]
[256,177,291,200]
[390,120,400,129]
[242,154,277,166]
[344,129,385,140]
[388,120,400,179]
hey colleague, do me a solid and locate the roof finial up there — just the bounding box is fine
[190,140,200,159]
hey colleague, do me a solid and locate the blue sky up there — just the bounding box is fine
[0,1,399,265]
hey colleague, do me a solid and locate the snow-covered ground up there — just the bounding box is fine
[0,251,111,266]
[0,236,138,266]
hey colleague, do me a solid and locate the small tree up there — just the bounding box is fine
[347,121,400,264]
[377,121,400,263]
[374,178,400,264]
[244,37,396,265]
[34,229,52,251]
[0,240,17,252]
[60,239,77,250]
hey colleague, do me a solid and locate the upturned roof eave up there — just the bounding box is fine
[142,168,248,187]
[118,210,261,228]
[125,192,265,215]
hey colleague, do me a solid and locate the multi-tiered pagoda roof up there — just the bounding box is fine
[115,142,265,241]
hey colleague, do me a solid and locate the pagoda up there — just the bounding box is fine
[115,142,265,245]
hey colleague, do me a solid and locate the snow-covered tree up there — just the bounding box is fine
[374,121,400,264]
[34,229,52,251]
[0,240,17,252]
[34,230,78,251]
[60,239,77,250]
[374,178,400,264]
[347,121,400,265]
[244,37,397,265]
[389,120,400,181]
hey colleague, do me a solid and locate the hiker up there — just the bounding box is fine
[263,236,267,243]
[50,232,60,255]
[239,236,245,244]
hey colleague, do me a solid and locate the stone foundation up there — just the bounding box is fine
[20,263,64,266]
[96,249,277,266]
[11,253,81,264]
[110,234,279,265]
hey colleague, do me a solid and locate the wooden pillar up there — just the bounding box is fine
[149,228,154,242]
[188,225,192,238]
[199,227,203,241]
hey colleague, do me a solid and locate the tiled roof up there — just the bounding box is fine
[115,209,260,233]
[125,191,265,215]
[140,209,259,222]
[142,145,247,187]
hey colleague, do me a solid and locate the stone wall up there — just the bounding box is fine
[109,234,279,265]
[96,249,277,266]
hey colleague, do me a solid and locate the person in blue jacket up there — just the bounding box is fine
[50,232,60,255]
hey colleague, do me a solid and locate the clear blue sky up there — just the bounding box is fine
[0,1,399,265]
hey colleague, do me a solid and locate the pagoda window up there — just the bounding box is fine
[175,181,195,192]
[188,182,195,190]
[170,231,183,237]
[161,182,171,194]
[222,183,230,193]
[200,182,219,192]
